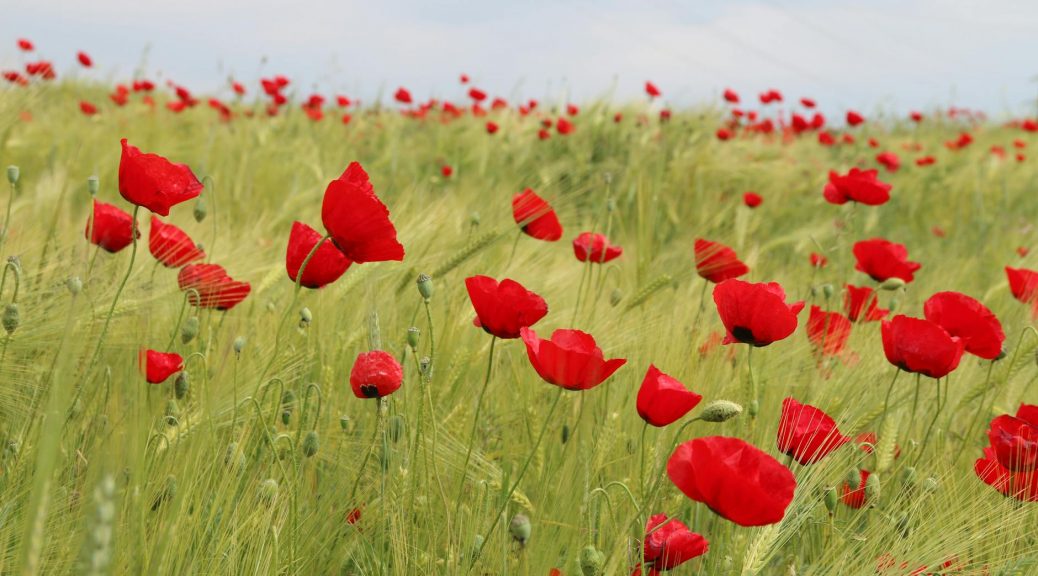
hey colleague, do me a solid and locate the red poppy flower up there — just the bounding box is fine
[722,88,740,104]
[800,97,816,108]
[844,284,888,322]
[321,161,405,263]
[910,111,923,122]
[467,87,486,101]
[286,221,352,288]
[841,469,870,508]
[573,232,622,263]
[876,151,900,173]
[118,139,204,217]
[1006,266,1038,317]
[149,216,204,268]
[465,275,548,339]
[810,253,828,268]
[566,104,579,116]
[641,514,708,573]
[987,411,1038,472]
[636,365,703,427]
[441,165,453,178]
[177,264,251,310]
[485,121,499,134]
[743,192,762,208]
[713,280,804,347]
[716,128,732,141]
[915,156,936,167]
[79,101,98,116]
[556,117,575,135]
[823,168,891,206]
[86,200,138,253]
[777,397,850,465]
[17,39,33,52]
[667,436,796,527]
[806,306,852,357]
[974,445,1038,502]
[349,350,403,399]
[880,315,964,378]
[694,239,748,283]
[519,327,626,390]
[394,87,412,105]
[140,349,184,384]
[538,129,550,140]
[77,51,93,67]
[923,292,1004,360]
[846,110,865,126]
[512,189,563,241]
[853,239,921,283]
[645,82,661,98]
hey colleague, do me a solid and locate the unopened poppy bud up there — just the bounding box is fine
[266,301,276,313]
[6,166,19,185]
[165,399,180,426]
[880,277,905,291]
[606,198,616,212]
[923,477,939,494]
[193,197,207,222]
[407,327,420,350]
[865,473,881,501]
[86,175,98,196]
[233,336,246,355]
[416,273,433,301]
[339,414,351,431]
[302,430,320,457]
[181,316,199,344]
[509,513,531,545]
[258,478,278,503]
[6,256,20,271]
[174,371,189,399]
[823,487,838,514]
[388,415,405,443]
[609,289,623,307]
[419,356,432,376]
[579,545,606,576]
[66,276,82,295]
[845,467,861,488]
[299,306,312,328]
[470,212,480,226]
[561,424,570,444]
[2,304,19,334]
[994,348,1007,361]
[821,283,834,298]
[748,399,759,418]
[471,534,485,560]
[698,399,743,422]
[810,285,820,297]
[900,466,916,486]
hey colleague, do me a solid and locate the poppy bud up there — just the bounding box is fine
[281,390,296,424]
[193,197,207,222]
[821,284,834,298]
[606,198,616,212]
[470,212,480,226]
[994,348,1007,361]
[823,487,838,514]
[579,545,605,576]
[302,430,319,458]
[509,513,531,545]
[233,336,246,355]
[748,399,759,418]
[561,424,570,444]
[66,276,82,295]
[174,371,189,399]
[900,466,916,487]
[865,473,881,501]
[299,306,312,328]
[339,415,351,431]
[258,478,278,503]
[6,166,19,185]
[609,289,623,307]
[845,467,861,487]
[388,415,405,443]
[416,273,433,301]
[7,256,20,271]
[698,400,743,422]
[880,278,905,291]
[2,304,19,334]
[181,316,199,344]
[419,356,432,377]
[165,399,180,426]
[471,534,485,560]
[923,477,939,494]
[87,175,98,196]
[407,327,420,350]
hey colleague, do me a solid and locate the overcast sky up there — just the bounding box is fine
[3,0,1037,116]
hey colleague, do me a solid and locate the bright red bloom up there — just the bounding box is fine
[149,216,204,268]
[573,232,622,263]
[393,87,412,104]
[915,156,936,167]
[777,397,850,465]
[910,111,923,122]
[846,110,865,126]
[512,189,562,241]
[118,139,204,217]
[722,88,740,104]
[566,104,579,116]
[713,280,804,347]
[880,315,964,378]
[519,327,626,390]
[349,350,403,399]
[743,192,762,208]
[645,81,661,98]
[286,221,352,288]
[844,284,888,322]
[441,165,453,178]
[17,39,33,52]
[140,349,184,384]
[988,409,1038,472]
[806,306,852,357]
[694,239,748,283]
[641,514,708,573]
[467,87,486,101]
[537,128,550,140]
[321,162,405,263]
[923,291,1004,360]
[77,51,93,67]
[1006,266,1038,317]
[465,276,548,339]
[876,151,900,173]
[974,445,1038,502]
[852,239,921,283]
[667,436,796,526]
[86,200,138,253]
[485,121,499,134]
[823,168,891,206]
[841,469,869,508]
[810,252,828,268]
[556,117,575,135]
[177,264,251,310]
[800,97,816,108]
[636,365,702,427]
[79,101,98,116]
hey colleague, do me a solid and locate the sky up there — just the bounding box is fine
[3,0,1038,117]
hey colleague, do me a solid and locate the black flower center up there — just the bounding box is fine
[360,384,380,398]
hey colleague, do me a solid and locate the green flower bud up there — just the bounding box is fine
[339,415,351,431]
[174,372,189,399]
[900,466,916,487]
[165,399,180,426]
[471,534,485,560]
[6,166,19,185]
[923,477,939,494]
[407,327,420,350]
[299,307,312,328]
[508,513,531,545]
[845,467,861,488]
[470,212,481,226]
[697,400,743,423]
[233,336,246,355]
[66,276,82,294]
[388,415,405,443]
[86,175,98,196]
[823,487,838,515]
[748,399,759,418]
[880,277,905,291]
[579,545,606,576]
[865,473,881,501]
[193,197,207,222]
[302,430,320,458]
[2,304,19,334]
[258,478,278,503]
[419,356,432,377]
[181,316,199,344]
[821,283,834,298]
[609,289,623,307]
[416,273,433,301]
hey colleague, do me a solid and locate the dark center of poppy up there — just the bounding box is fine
[360,384,380,398]
[731,326,761,346]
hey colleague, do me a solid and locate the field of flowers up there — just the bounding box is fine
[1,39,1038,575]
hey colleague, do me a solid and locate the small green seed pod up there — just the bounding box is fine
[181,316,199,344]
[407,327,420,350]
[845,467,861,488]
[416,273,433,301]
[86,175,98,196]
[579,545,606,576]
[821,283,834,298]
[2,304,19,334]
[193,197,207,222]
[823,487,838,515]
[302,430,320,458]
[233,336,246,355]
[609,289,623,307]
[165,400,180,426]
[299,306,312,328]
[880,277,906,291]
[174,372,189,399]
[339,415,351,431]
[66,276,83,295]
[865,473,881,501]
[923,477,939,494]
[698,400,743,423]
[419,356,432,377]
[748,399,759,418]
[900,466,917,487]
[469,212,481,226]
[6,166,19,185]
[508,513,531,545]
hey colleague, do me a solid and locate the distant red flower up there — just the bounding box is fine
[867,138,880,149]
[694,239,749,283]
[441,165,453,178]
[810,253,828,268]
[512,189,562,241]
[538,129,550,140]
[232,81,246,96]
[876,151,900,173]
[844,284,888,322]
[823,168,891,206]
[743,192,762,208]
[140,349,184,384]
[177,264,251,310]
[987,407,1038,471]
[641,514,708,573]
[519,327,626,390]
[465,275,548,339]
[923,292,1004,360]
[573,232,622,263]
[350,350,403,399]
[915,156,936,167]
[806,306,852,357]
[79,101,98,116]
[467,87,486,101]
[86,200,138,253]
[800,97,816,108]
[1018,246,1029,257]
[841,469,870,508]
[852,239,921,283]
[723,88,740,104]
[645,81,661,98]
[713,280,804,347]
[566,104,579,116]
[118,139,204,217]
[286,221,352,288]
[881,315,964,378]
[715,128,732,141]
[1006,266,1038,317]
[556,117,575,135]
[485,121,499,134]
[846,110,865,126]
[149,216,204,268]
[636,365,703,427]
[613,112,623,123]
[73,52,92,68]
[321,161,405,263]
[393,87,412,105]
[667,436,796,526]
[777,397,850,465]
[910,111,923,122]
[459,74,469,84]
[17,39,33,52]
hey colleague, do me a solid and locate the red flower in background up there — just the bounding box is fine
[841,469,870,508]
[846,110,865,126]
[467,87,486,101]
[723,88,740,104]
[853,239,921,283]
[465,276,548,339]
[149,216,204,268]
[1006,266,1038,317]
[140,349,184,384]
[810,253,828,268]
[321,161,405,263]
[440,165,453,178]
[177,264,251,310]
[667,436,796,527]
[645,81,661,98]
[923,291,1004,360]
[694,239,749,283]
[987,408,1038,471]
[512,189,563,241]
[823,168,891,206]
[573,232,622,263]
[713,280,804,347]
[79,101,97,116]
[519,327,626,390]
[910,111,923,122]
[844,284,888,322]
[800,97,816,108]
[806,306,852,357]
[350,350,403,398]
[86,200,138,253]
[17,39,33,52]
[118,139,204,216]
[876,151,900,173]
[286,221,352,288]
[556,117,575,135]
[716,128,732,141]
[641,514,708,574]
[393,87,412,104]
[777,397,850,465]
[743,192,762,208]
[881,315,964,378]
[485,121,499,134]
[916,156,936,167]
[77,51,93,67]
[636,365,703,427]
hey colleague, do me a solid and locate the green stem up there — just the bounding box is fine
[84,206,140,375]
[454,336,496,540]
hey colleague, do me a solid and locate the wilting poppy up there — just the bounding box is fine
[923,291,1004,360]
[823,168,891,206]
[987,405,1038,471]
[743,192,762,208]
[573,232,622,263]
[149,216,204,268]
[844,284,888,322]
[853,239,921,283]
[286,221,352,288]
[140,349,184,384]
[177,263,251,310]
[713,280,804,346]
[636,365,703,427]
[640,514,708,573]
[512,189,563,241]
[667,436,796,526]
[806,306,852,357]
[118,139,204,217]
[880,315,964,378]
[321,161,405,263]
[349,350,403,399]
[777,397,850,465]
[465,275,548,339]
[694,239,748,283]
[841,469,870,508]
[519,327,626,390]
[86,200,138,253]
